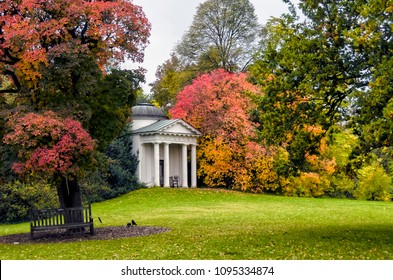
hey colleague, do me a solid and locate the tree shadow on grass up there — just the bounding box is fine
[209,223,393,260]
[270,224,393,259]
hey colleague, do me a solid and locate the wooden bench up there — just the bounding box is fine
[30,205,94,239]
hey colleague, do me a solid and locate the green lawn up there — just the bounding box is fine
[1,187,393,260]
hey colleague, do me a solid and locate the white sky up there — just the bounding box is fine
[125,0,299,95]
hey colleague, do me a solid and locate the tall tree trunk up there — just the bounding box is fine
[56,175,84,225]
[57,175,83,209]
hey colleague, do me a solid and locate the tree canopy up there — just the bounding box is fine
[170,69,277,190]
[4,111,94,179]
[249,0,393,173]
[0,0,151,93]
[176,0,260,72]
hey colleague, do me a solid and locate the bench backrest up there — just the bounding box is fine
[30,205,92,227]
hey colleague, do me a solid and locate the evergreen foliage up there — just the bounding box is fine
[82,125,143,204]
[106,125,142,196]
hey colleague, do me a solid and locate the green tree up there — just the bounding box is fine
[105,124,141,196]
[89,69,145,151]
[150,54,196,109]
[176,0,260,72]
[350,1,393,158]
[249,0,383,173]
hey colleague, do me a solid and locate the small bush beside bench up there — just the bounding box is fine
[30,205,94,239]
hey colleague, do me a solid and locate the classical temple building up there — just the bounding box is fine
[131,103,201,187]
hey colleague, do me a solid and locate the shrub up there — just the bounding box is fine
[328,173,356,198]
[354,162,393,201]
[0,181,58,223]
[284,172,330,198]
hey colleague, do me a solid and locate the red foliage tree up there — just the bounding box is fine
[170,69,275,189]
[170,69,258,144]
[3,111,95,208]
[0,0,151,92]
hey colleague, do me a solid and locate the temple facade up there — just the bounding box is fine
[131,103,201,187]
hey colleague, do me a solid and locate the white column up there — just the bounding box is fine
[191,144,197,188]
[181,144,188,188]
[153,143,160,186]
[138,144,144,182]
[164,143,170,187]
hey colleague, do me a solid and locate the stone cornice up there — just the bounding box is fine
[140,133,198,145]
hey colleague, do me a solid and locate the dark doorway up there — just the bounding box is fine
[159,160,164,187]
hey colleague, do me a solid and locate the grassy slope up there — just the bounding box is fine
[1,187,393,260]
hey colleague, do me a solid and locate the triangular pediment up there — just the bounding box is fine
[162,120,201,135]
[132,119,201,136]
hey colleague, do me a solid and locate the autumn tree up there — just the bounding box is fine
[170,69,278,190]
[3,111,95,209]
[0,0,150,93]
[0,0,151,208]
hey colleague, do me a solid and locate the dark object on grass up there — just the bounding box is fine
[98,217,103,223]
[132,220,137,226]
[127,222,131,227]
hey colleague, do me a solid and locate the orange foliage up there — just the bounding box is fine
[283,126,337,197]
[0,0,151,88]
[171,69,279,190]
[197,136,234,188]
[234,143,279,193]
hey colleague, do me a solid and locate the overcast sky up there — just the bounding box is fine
[126,0,299,95]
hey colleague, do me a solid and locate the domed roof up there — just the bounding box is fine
[132,103,167,120]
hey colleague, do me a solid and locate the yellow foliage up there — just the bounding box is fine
[246,153,278,193]
[197,136,234,188]
[197,135,279,191]
[284,172,330,197]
